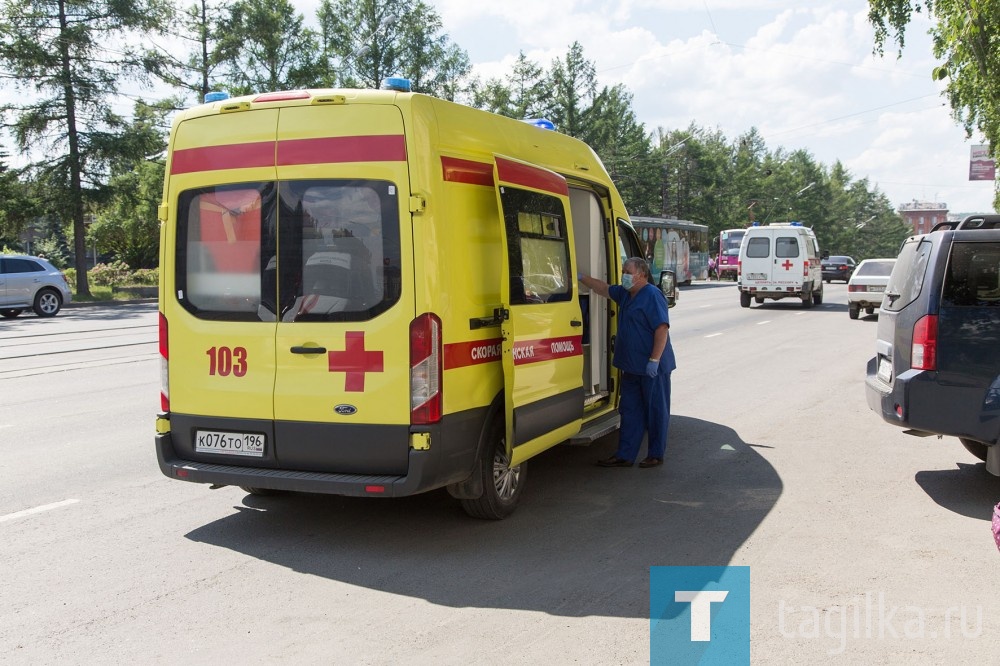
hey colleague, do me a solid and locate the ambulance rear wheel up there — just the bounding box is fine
[740,292,751,308]
[460,419,525,520]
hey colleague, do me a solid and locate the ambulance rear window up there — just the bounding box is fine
[175,183,276,321]
[174,180,401,322]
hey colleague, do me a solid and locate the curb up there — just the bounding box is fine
[64,298,158,308]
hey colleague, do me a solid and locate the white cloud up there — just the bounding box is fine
[427,0,995,213]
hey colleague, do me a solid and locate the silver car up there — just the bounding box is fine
[0,254,73,318]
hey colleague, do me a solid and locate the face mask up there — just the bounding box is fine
[621,273,635,290]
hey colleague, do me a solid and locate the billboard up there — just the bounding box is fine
[969,145,995,181]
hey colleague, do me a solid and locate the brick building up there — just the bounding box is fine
[898,200,948,234]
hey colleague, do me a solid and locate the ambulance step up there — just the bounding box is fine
[583,390,609,407]
[567,411,620,446]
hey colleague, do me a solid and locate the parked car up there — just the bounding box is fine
[0,254,72,318]
[847,258,896,319]
[821,255,856,282]
[865,216,1000,476]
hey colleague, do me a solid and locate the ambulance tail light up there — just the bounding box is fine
[737,259,742,277]
[410,313,442,424]
[911,314,937,371]
[159,312,169,412]
[803,261,809,277]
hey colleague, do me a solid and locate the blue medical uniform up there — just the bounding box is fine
[608,283,676,462]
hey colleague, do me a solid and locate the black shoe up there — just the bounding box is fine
[596,456,633,467]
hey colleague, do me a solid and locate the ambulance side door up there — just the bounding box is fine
[494,155,584,467]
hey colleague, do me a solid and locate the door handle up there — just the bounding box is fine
[290,346,326,354]
[570,320,582,327]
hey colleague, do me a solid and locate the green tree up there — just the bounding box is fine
[472,52,547,119]
[144,0,228,104]
[317,0,470,96]
[868,0,1000,208]
[0,152,41,247]
[0,0,169,296]
[88,100,172,269]
[583,84,657,216]
[544,42,597,138]
[215,0,322,96]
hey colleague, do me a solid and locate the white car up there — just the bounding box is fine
[847,258,896,319]
[0,254,73,318]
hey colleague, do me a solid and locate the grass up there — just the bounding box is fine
[70,286,150,302]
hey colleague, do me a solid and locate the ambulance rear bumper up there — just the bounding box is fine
[156,423,479,498]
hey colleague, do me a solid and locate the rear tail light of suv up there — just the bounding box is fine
[911,314,938,371]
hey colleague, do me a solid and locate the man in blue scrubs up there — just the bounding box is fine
[579,257,676,468]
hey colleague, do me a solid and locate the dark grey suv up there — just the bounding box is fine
[865,215,1000,477]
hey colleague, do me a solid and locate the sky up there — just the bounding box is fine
[407,0,997,216]
[6,0,993,217]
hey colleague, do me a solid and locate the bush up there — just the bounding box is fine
[89,260,132,287]
[131,267,159,285]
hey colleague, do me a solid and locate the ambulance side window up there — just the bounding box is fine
[175,183,276,321]
[500,187,571,305]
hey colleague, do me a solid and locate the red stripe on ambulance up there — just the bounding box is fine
[496,156,569,197]
[170,141,274,174]
[441,157,494,187]
[513,335,582,366]
[169,135,406,175]
[278,135,406,165]
[443,338,503,369]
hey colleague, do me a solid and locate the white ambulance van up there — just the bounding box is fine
[737,222,823,308]
[154,83,653,519]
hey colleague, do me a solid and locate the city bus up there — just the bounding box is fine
[717,228,746,280]
[630,216,709,285]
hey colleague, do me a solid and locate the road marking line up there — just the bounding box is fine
[0,499,80,524]
[699,304,712,308]
[705,333,723,338]
[757,320,771,325]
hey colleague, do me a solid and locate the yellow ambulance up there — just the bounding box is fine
[154,81,655,519]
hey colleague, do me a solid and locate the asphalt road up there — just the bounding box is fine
[0,288,997,664]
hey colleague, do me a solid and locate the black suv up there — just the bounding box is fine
[821,255,855,282]
[865,215,1000,476]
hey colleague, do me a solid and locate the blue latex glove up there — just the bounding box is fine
[577,272,584,281]
[646,359,659,377]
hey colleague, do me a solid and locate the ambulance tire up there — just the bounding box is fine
[740,292,751,308]
[800,291,812,308]
[460,418,525,520]
[813,288,823,305]
[240,486,286,497]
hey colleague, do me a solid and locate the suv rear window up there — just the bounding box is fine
[883,237,931,312]
[942,241,1000,307]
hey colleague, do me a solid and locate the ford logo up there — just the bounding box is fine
[334,404,357,416]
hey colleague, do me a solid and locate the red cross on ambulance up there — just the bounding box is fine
[328,331,384,392]
[781,259,793,270]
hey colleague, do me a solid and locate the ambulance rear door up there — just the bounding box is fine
[165,107,281,458]
[493,155,584,467]
[270,103,413,475]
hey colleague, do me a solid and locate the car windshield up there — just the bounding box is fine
[854,260,895,277]
[883,238,931,311]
